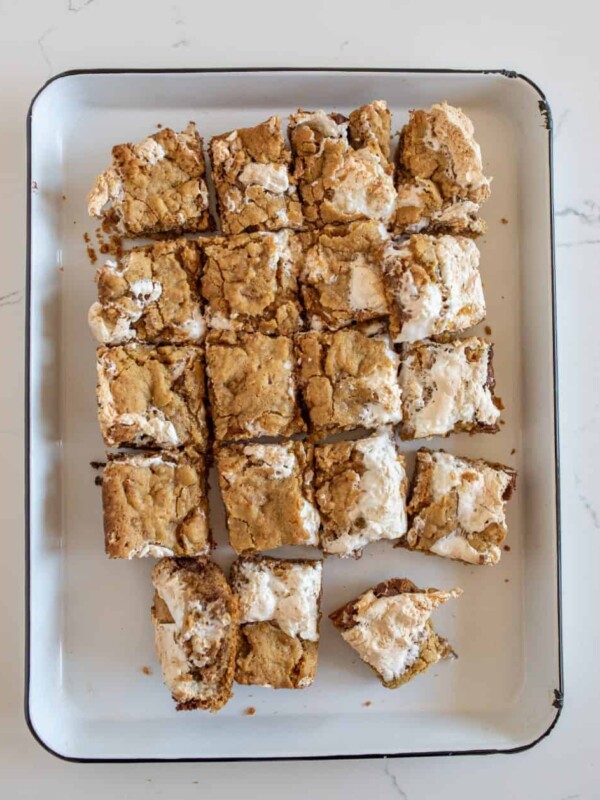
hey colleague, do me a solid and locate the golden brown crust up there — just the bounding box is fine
[235,622,318,689]
[209,116,303,235]
[102,449,211,558]
[216,441,318,554]
[96,344,208,450]
[90,239,203,345]
[151,559,239,712]
[299,221,388,331]
[87,123,212,236]
[205,331,305,441]
[200,231,303,335]
[348,100,392,161]
[295,328,402,435]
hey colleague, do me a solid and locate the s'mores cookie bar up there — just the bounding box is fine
[209,116,303,234]
[402,448,517,565]
[398,337,501,439]
[394,102,491,236]
[96,344,208,450]
[102,450,211,559]
[216,441,319,554]
[296,326,402,436]
[314,428,407,558]
[348,99,393,161]
[87,123,212,236]
[382,234,485,343]
[299,221,388,331]
[151,559,239,712]
[330,579,462,688]
[201,231,303,335]
[289,102,396,228]
[231,556,322,689]
[205,331,305,441]
[88,239,204,345]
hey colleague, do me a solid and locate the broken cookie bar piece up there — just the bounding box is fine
[289,102,396,228]
[201,231,303,335]
[329,578,462,688]
[96,344,208,450]
[402,448,517,565]
[295,326,402,436]
[299,221,389,331]
[205,330,305,441]
[87,123,212,236]
[102,449,211,559]
[231,555,322,688]
[88,239,204,345]
[382,234,485,343]
[398,336,501,440]
[216,441,319,554]
[209,115,303,235]
[394,102,491,236]
[314,427,408,558]
[348,99,393,161]
[151,559,239,712]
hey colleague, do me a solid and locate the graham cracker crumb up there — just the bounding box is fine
[244,706,256,716]
[484,325,492,335]
[142,666,153,676]
[501,218,509,225]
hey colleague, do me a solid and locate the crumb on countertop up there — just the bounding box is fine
[503,545,511,552]
[90,461,105,470]
[244,706,256,716]
[362,701,372,707]
[510,448,516,455]
[501,218,509,225]
[142,666,153,676]
[484,325,492,335]
[94,475,103,487]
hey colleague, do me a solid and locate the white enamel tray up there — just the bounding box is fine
[26,69,561,762]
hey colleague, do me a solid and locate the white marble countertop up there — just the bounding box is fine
[0,0,596,796]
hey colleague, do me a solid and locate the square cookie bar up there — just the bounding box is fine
[88,239,204,345]
[96,344,208,450]
[201,231,303,335]
[314,428,407,558]
[231,556,322,689]
[209,116,303,234]
[289,101,396,227]
[296,326,402,435]
[206,331,305,441]
[382,234,485,343]
[102,450,211,559]
[216,441,319,554]
[329,578,462,688]
[87,123,212,236]
[394,102,491,236]
[398,337,501,439]
[299,221,389,331]
[402,448,517,565]
[151,559,239,712]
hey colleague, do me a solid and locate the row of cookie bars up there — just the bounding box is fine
[87,100,490,238]
[103,433,516,564]
[88,227,485,344]
[151,555,461,711]
[95,331,500,448]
